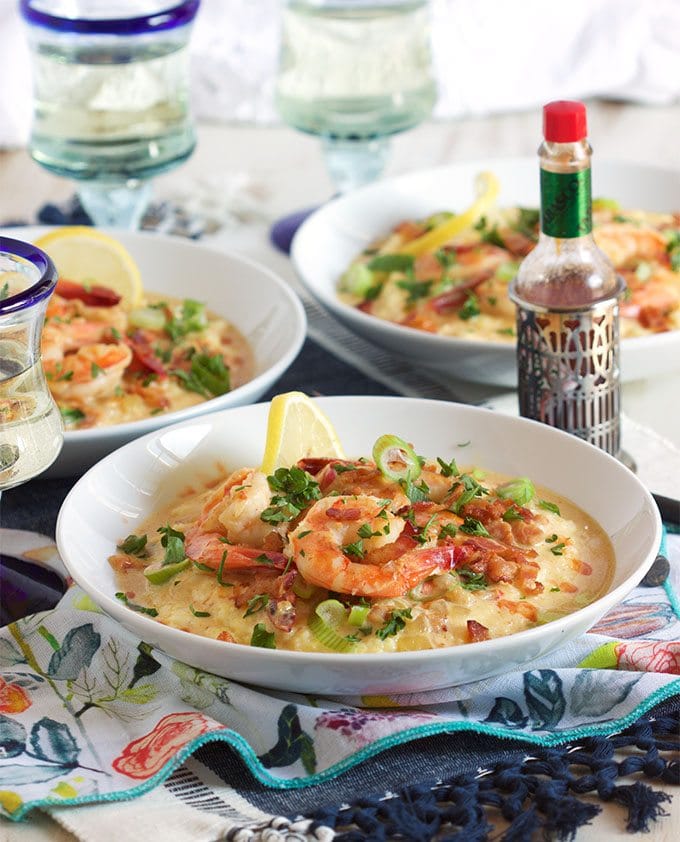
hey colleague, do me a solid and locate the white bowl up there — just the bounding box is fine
[56,396,661,695]
[4,226,306,478]
[291,158,680,387]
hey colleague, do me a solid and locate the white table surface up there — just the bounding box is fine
[0,101,678,840]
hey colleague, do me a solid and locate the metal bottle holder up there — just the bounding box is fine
[513,277,626,457]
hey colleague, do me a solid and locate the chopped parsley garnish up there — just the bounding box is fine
[550,542,567,556]
[165,298,207,341]
[117,534,148,557]
[115,592,158,616]
[90,362,104,378]
[438,522,459,540]
[458,292,480,320]
[550,587,561,593]
[459,517,490,536]
[502,507,524,522]
[60,407,85,425]
[216,551,233,587]
[0,282,9,300]
[261,467,321,524]
[172,352,231,398]
[434,248,456,269]
[396,279,433,305]
[512,207,540,240]
[474,215,506,246]
[437,456,459,477]
[243,594,270,617]
[401,477,431,503]
[343,539,365,559]
[539,500,561,516]
[190,605,211,617]
[450,473,487,513]
[250,623,276,649]
[376,608,412,640]
[545,533,558,543]
[358,523,382,539]
[457,568,488,590]
[157,524,186,566]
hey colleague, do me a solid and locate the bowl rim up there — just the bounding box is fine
[55,394,663,668]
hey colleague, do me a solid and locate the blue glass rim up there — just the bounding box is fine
[20,0,200,35]
[0,236,57,316]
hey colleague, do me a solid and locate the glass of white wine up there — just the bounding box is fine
[20,0,200,229]
[271,0,438,252]
[0,238,63,492]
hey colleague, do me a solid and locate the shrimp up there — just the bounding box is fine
[192,468,283,547]
[45,343,132,401]
[183,467,290,571]
[621,278,679,331]
[593,223,668,269]
[289,495,465,598]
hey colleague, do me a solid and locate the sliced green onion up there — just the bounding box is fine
[144,558,190,584]
[372,434,422,483]
[348,604,370,627]
[339,263,375,297]
[292,577,316,599]
[495,261,520,282]
[307,599,356,652]
[129,306,167,332]
[592,197,620,212]
[495,477,535,506]
[367,253,415,274]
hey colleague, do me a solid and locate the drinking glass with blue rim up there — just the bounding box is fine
[20,0,200,229]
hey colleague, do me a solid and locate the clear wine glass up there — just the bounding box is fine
[0,237,63,492]
[271,0,438,253]
[20,0,200,229]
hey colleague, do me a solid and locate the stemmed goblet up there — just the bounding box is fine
[20,0,200,229]
[0,237,63,492]
[271,0,438,253]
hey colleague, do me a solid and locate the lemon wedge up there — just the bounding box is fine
[34,226,143,310]
[260,392,345,475]
[399,171,501,257]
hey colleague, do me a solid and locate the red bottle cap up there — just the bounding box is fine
[543,100,587,142]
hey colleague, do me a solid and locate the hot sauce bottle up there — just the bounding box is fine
[509,100,625,456]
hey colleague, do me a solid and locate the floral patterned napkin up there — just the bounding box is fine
[1,533,678,824]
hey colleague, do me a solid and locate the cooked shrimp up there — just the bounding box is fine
[45,343,132,401]
[289,495,464,598]
[620,278,680,331]
[193,468,282,547]
[183,533,288,571]
[593,223,668,268]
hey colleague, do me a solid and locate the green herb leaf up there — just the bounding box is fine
[172,352,231,398]
[243,594,270,618]
[457,568,488,590]
[165,298,207,341]
[539,500,561,516]
[117,534,148,557]
[376,608,412,640]
[458,292,480,320]
[437,456,459,477]
[550,542,567,556]
[157,524,186,566]
[261,467,321,524]
[115,592,158,616]
[190,605,211,617]
[60,407,85,426]
[496,477,536,506]
[250,623,276,649]
[459,517,490,536]
[396,279,433,305]
[342,539,365,559]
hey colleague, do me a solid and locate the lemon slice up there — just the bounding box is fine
[399,171,501,257]
[260,392,345,474]
[34,226,143,310]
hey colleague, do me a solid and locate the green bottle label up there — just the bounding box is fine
[540,169,592,238]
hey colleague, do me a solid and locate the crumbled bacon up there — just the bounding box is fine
[56,278,121,307]
[326,505,362,521]
[466,620,490,642]
[217,630,234,643]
